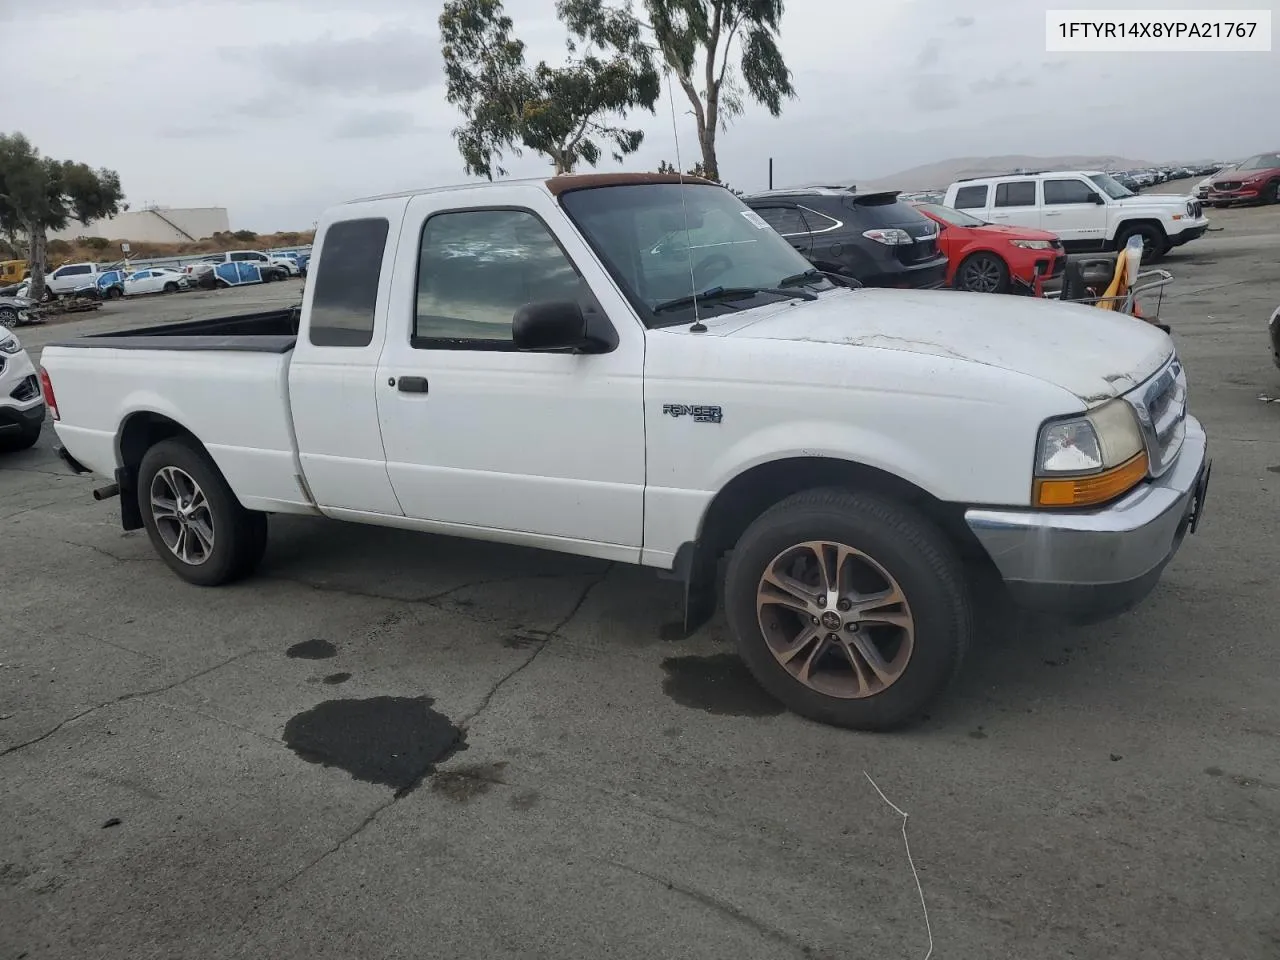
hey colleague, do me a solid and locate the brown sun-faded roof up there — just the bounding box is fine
[544,172,718,195]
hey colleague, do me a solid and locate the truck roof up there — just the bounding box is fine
[344,172,717,205]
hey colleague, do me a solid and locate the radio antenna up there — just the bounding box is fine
[665,70,706,333]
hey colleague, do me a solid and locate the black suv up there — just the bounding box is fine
[743,187,948,289]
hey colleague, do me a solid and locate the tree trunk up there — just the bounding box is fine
[25,223,47,303]
[699,125,719,182]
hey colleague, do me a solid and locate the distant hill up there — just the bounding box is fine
[851,155,1160,192]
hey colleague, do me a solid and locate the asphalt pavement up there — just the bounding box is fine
[3,211,1279,960]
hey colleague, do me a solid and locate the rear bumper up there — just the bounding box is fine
[863,257,949,290]
[964,416,1209,619]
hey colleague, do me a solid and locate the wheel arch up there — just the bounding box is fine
[1116,217,1169,240]
[955,246,1009,274]
[673,455,985,636]
[115,411,210,531]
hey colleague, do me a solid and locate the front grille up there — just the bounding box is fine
[1125,356,1187,478]
[0,357,5,377]
[1215,181,1243,191]
[10,374,39,402]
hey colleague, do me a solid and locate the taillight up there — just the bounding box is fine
[39,367,59,420]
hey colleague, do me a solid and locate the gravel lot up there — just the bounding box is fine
[3,210,1279,960]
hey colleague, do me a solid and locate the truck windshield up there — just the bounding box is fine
[559,183,832,327]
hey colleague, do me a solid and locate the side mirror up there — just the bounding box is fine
[513,300,600,352]
[1091,193,1106,204]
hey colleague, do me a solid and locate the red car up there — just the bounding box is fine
[1208,152,1280,206]
[912,202,1064,294]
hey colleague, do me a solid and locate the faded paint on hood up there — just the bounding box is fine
[701,287,1174,404]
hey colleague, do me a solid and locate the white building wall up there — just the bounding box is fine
[48,207,232,243]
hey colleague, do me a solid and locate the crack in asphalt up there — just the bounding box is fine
[244,565,615,917]
[0,650,261,759]
[599,858,810,957]
[460,564,614,728]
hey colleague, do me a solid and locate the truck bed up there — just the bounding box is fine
[50,306,300,354]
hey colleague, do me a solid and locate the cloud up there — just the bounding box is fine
[227,96,295,120]
[222,24,442,95]
[971,71,1037,94]
[909,74,959,112]
[332,110,422,139]
[159,123,236,139]
[915,38,942,69]
[953,15,975,28]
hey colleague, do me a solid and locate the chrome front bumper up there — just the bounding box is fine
[964,415,1209,619]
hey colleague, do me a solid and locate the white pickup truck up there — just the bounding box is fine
[40,173,1211,730]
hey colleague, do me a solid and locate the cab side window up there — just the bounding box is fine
[308,217,389,348]
[413,208,592,349]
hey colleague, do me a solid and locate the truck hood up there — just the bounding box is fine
[709,288,1173,404]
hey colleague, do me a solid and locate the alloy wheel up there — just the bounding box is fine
[150,466,216,565]
[755,540,915,698]
[961,257,1002,292]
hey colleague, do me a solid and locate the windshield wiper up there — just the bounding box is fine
[652,285,817,315]
[778,268,826,288]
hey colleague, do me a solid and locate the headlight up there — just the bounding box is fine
[862,228,914,246]
[1033,399,1147,507]
[1010,239,1053,250]
[0,334,20,354]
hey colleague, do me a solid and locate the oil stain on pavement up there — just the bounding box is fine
[286,638,337,660]
[660,653,783,718]
[283,696,465,796]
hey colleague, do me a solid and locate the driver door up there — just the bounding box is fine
[374,195,648,558]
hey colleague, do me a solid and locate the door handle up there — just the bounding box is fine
[1044,211,1062,217]
[396,376,429,394]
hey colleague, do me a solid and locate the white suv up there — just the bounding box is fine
[0,327,45,451]
[943,171,1209,262]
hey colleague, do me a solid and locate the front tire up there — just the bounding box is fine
[163,282,178,293]
[0,306,17,327]
[1117,223,1166,263]
[955,252,1010,293]
[137,438,268,586]
[1263,180,1280,204]
[724,488,971,731]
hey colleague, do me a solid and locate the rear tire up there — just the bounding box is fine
[0,306,17,327]
[724,488,971,731]
[137,438,269,586]
[1117,223,1166,263]
[955,252,1010,294]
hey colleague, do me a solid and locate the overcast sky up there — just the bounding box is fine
[4,0,1275,231]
